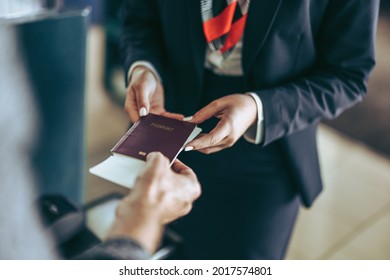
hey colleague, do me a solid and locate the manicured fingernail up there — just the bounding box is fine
[139,107,148,117]
[183,116,193,122]
[184,146,194,152]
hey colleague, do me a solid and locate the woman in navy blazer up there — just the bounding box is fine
[121,0,379,259]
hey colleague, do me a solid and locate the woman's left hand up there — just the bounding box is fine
[185,94,257,154]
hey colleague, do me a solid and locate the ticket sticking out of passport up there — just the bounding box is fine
[89,113,202,188]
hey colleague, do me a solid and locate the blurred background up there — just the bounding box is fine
[1,0,389,259]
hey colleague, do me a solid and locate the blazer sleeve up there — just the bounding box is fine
[256,0,379,146]
[120,0,165,87]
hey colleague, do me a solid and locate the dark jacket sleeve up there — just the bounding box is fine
[77,239,151,260]
[120,0,165,86]
[256,0,379,146]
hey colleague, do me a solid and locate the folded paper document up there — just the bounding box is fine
[90,113,201,188]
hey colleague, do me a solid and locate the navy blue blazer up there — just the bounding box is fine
[121,0,379,207]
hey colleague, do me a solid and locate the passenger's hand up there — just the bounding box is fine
[106,152,201,253]
[130,152,201,224]
[185,94,257,154]
[125,66,184,123]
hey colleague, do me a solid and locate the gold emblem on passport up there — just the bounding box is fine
[138,151,147,156]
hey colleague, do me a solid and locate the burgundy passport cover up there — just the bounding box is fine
[111,113,196,162]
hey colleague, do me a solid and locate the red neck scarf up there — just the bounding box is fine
[201,0,250,57]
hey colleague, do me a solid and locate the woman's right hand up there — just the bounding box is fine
[125,66,184,122]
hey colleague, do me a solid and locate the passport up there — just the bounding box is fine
[89,114,202,188]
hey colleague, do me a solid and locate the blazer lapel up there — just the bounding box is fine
[187,0,207,83]
[243,0,284,76]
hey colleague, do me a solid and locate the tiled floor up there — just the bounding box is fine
[286,127,390,259]
[85,27,390,260]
